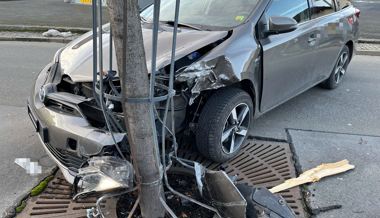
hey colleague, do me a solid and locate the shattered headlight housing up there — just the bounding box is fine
[76,157,134,196]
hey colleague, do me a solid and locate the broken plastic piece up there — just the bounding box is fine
[202,170,247,218]
[270,160,355,193]
[75,156,133,197]
[237,184,296,218]
[194,162,206,196]
[311,204,342,215]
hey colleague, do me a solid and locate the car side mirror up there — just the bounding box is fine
[267,16,298,35]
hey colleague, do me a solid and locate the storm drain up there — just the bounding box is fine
[17,174,117,218]
[17,139,306,218]
[176,139,307,217]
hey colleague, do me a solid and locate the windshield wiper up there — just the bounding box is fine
[163,21,203,31]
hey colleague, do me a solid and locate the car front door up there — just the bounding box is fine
[259,0,319,112]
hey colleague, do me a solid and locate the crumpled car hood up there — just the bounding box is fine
[60,25,228,82]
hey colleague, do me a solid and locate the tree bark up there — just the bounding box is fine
[107,0,165,217]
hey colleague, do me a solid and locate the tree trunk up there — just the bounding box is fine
[107,0,165,217]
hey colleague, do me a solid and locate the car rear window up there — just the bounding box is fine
[310,0,336,19]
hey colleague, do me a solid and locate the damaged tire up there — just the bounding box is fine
[196,88,253,163]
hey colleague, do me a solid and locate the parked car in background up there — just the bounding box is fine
[28,0,359,183]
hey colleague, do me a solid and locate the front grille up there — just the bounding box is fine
[45,142,86,173]
[45,99,79,116]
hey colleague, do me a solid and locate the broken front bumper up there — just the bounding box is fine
[27,65,126,184]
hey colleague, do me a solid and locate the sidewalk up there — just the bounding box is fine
[0,0,101,29]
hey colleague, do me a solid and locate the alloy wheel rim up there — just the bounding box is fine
[221,103,250,154]
[334,51,349,84]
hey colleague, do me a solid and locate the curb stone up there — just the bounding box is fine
[358,38,380,44]
[0,24,90,34]
[356,50,380,56]
[0,36,74,43]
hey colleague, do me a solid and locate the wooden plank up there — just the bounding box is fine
[270,160,355,193]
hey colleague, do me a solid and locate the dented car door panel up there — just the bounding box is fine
[260,22,319,112]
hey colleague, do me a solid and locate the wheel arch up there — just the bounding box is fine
[234,79,257,117]
[345,40,354,61]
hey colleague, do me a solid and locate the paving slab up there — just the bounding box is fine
[289,129,380,218]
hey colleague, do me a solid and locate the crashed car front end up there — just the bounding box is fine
[27,60,128,183]
[27,14,262,183]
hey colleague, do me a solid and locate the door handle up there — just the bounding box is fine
[308,34,317,44]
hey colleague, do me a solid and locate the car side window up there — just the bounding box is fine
[265,0,310,24]
[336,0,351,10]
[310,0,336,19]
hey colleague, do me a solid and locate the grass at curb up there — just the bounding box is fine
[15,200,27,214]
[30,175,55,197]
[13,169,58,214]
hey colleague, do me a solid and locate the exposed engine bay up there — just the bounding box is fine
[54,35,233,141]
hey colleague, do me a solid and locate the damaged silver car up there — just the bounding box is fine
[28,0,359,183]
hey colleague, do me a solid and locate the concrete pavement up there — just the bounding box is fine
[0,0,97,29]
[0,42,63,214]
[290,130,380,218]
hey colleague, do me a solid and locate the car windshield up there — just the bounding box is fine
[141,0,259,29]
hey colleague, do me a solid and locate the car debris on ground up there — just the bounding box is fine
[270,160,355,194]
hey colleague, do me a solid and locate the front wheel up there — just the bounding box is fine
[320,45,351,89]
[196,88,253,163]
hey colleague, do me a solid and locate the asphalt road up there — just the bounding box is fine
[251,55,380,140]
[0,42,380,215]
[353,0,380,39]
[0,42,63,214]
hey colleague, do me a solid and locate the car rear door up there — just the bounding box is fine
[308,0,352,83]
[310,0,356,83]
[259,0,319,112]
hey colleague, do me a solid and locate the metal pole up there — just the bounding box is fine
[109,25,113,72]
[92,0,98,103]
[150,0,161,100]
[98,0,103,77]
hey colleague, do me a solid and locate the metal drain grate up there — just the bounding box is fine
[176,139,307,217]
[16,173,117,218]
[17,139,306,217]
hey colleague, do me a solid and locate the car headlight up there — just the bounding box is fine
[39,86,46,102]
[74,157,134,198]
[38,83,56,103]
